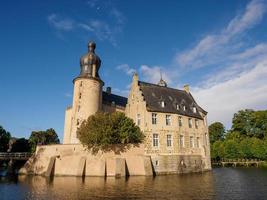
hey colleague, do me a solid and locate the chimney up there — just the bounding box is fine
[106,87,111,94]
[183,84,190,93]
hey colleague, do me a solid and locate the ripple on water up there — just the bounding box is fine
[0,168,267,200]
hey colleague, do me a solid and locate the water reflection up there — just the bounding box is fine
[1,168,267,200]
[16,172,216,200]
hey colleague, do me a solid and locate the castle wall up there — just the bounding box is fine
[63,107,72,144]
[102,104,125,113]
[19,144,153,176]
[125,75,211,170]
[19,144,208,176]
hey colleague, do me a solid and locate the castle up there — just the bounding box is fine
[62,41,211,173]
[20,41,211,176]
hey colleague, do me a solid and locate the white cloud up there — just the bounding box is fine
[137,0,267,129]
[47,14,75,31]
[47,3,125,46]
[139,65,172,85]
[176,0,266,69]
[116,64,136,76]
[193,59,267,129]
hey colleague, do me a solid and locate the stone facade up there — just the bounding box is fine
[20,144,153,177]
[60,41,211,175]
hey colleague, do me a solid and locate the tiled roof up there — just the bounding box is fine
[138,81,206,119]
[102,91,128,107]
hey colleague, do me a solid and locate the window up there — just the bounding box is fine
[161,101,165,108]
[176,104,180,110]
[190,136,194,148]
[153,134,159,147]
[178,116,182,127]
[196,137,200,148]
[76,119,80,126]
[167,134,172,147]
[80,81,83,87]
[179,135,184,148]
[195,119,199,129]
[79,93,82,99]
[183,105,186,111]
[193,107,197,113]
[136,114,141,126]
[152,113,157,125]
[77,105,81,112]
[188,118,192,128]
[166,115,171,126]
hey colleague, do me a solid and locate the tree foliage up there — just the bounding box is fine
[231,109,267,139]
[77,112,145,153]
[210,109,267,161]
[11,138,31,152]
[209,122,225,144]
[0,126,11,152]
[29,128,60,152]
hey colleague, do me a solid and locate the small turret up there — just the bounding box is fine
[157,70,167,87]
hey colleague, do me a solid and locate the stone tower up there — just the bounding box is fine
[63,42,104,144]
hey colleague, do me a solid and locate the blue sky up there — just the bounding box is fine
[0,0,267,141]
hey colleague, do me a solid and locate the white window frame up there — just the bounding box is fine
[196,137,200,148]
[195,119,199,129]
[176,104,180,110]
[179,135,184,148]
[152,133,159,148]
[190,136,194,148]
[193,107,197,113]
[183,105,186,111]
[136,114,141,126]
[161,101,165,108]
[166,134,172,147]
[178,116,182,127]
[188,118,192,128]
[166,115,171,126]
[152,113,157,125]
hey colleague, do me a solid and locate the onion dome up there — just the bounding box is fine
[79,41,101,78]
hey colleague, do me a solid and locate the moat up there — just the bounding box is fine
[1,168,267,200]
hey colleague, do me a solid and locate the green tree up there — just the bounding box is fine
[250,138,265,160]
[77,112,145,153]
[231,109,267,139]
[239,138,253,159]
[11,138,31,152]
[224,140,240,159]
[211,140,224,161]
[209,122,225,144]
[29,128,60,152]
[0,126,11,152]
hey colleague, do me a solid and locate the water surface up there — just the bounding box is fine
[1,168,267,200]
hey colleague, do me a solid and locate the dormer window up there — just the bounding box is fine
[183,105,186,111]
[161,101,165,108]
[193,107,197,113]
[176,104,180,110]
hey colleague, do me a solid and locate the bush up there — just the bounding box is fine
[77,112,145,153]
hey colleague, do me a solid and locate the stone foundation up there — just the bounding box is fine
[19,144,210,177]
